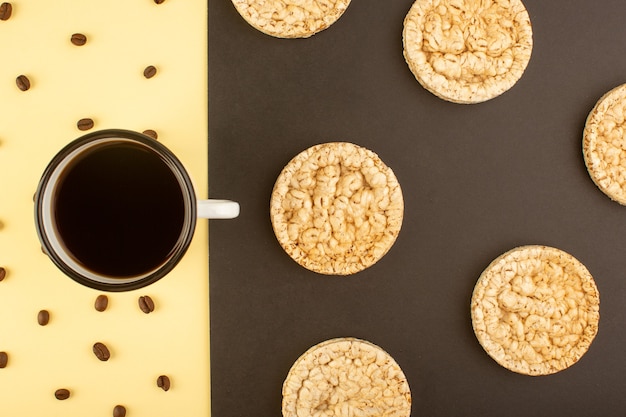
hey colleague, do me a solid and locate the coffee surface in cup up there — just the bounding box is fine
[54,142,185,277]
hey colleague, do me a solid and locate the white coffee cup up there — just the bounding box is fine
[34,129,239,291]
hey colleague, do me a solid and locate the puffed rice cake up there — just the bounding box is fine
[471,245,600,376]
[231,0,351,38]
[583,83,626,205]
[270,142,404,275]
[282,338,412,417]
[402,0,533,104]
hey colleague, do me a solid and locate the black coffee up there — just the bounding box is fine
[54,142,185,277]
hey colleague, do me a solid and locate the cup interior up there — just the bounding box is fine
[35,129,198,291]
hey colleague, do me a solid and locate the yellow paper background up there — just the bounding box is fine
[0,1,210,416]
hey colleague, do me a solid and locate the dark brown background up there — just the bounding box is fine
[208,1,626,415]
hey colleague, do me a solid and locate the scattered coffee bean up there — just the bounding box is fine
[93,342,111,361]
[113,404,127,417]
[54,388,70,400]
[142,129,158,140]
[94,294,108,312]
[77,118,94,131]
[70,33,87,46]
[0,267,6,282]
[16,75,30,91]
[0,2,12,21]
[138,295,155,314]
[37,309,50,326]
[143,65,157,79]
[0,351,8,368]
[154,0,166,4]
[157,374,171,391]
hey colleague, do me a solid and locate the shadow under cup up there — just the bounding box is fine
[35,129,229,292]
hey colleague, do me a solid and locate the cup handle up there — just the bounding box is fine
[197,200,240,219]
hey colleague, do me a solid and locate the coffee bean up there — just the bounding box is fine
[93,342,110,361]
[142,129,158,140]
[157,374,171,391]
[0,351,8,368]
[55,388,70,400]
[113,404,126,417]
[94,294,108,312]
[37,309,50,326]
[154,0,166,4]
[138,295,155,314]
[0,266,6,281]
[16,75,30,91]
[77,118,94,131]
[0,3,12,21]
[143,65,157,79]
[70,33,87,46]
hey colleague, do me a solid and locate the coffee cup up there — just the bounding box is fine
[34,129,239,291]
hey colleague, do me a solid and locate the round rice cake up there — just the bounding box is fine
[270,142,404,275]
[402,0,533,104]
[282,338,412,417]
[471,245,600,376]
[231,0,351,39]
[583,83,626,205]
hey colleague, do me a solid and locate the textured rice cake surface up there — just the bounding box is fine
[282,338,412,417]
[231,0,351,38]
[403,0,533,104]
[583,83,626,205]
[471,245,600,376]
[270,142,404,275]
